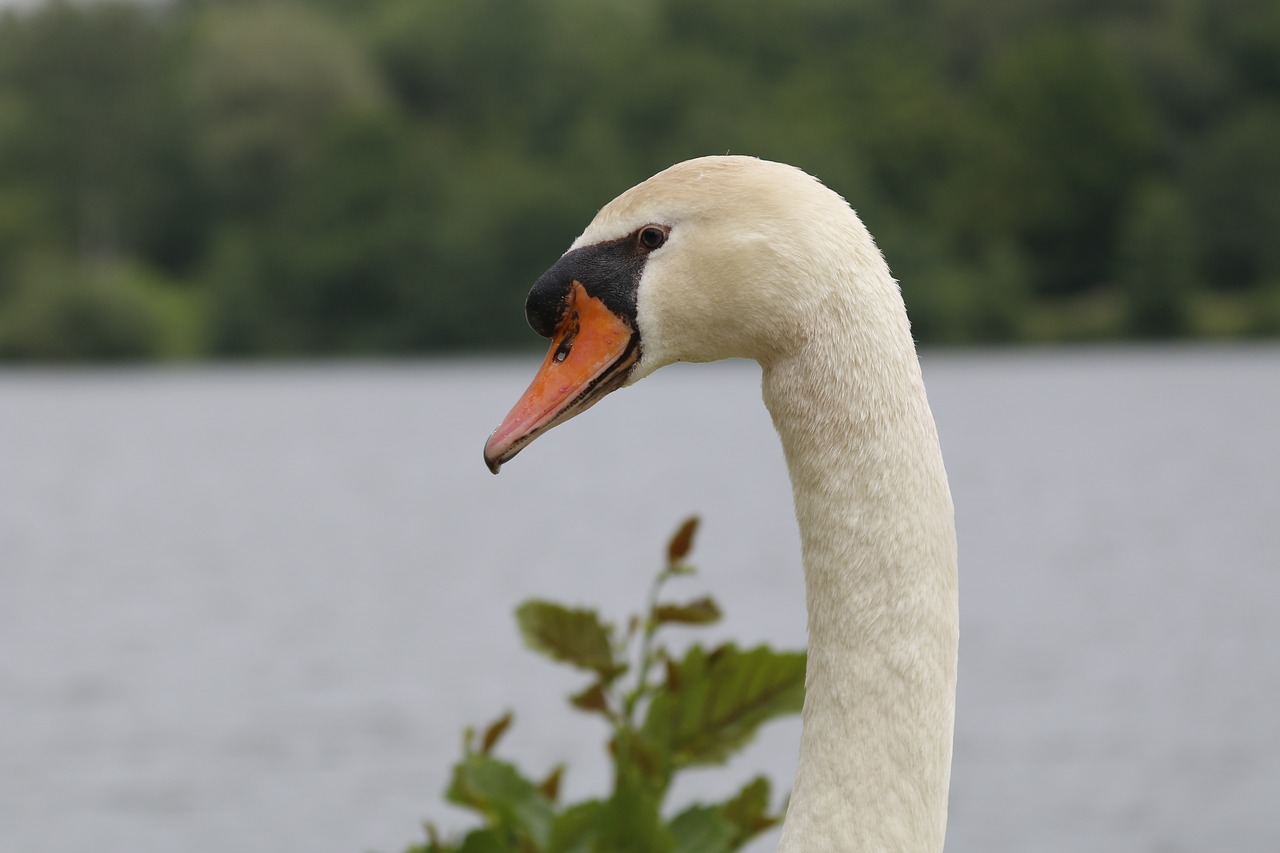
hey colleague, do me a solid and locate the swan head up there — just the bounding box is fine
[483,155,889,473]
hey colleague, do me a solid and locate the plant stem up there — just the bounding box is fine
[622,564,673,724]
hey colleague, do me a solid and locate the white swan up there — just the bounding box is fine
[484,156,958,852]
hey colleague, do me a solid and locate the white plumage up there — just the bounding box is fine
[491,156,958,851]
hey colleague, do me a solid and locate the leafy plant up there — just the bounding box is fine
[406,517,806,853]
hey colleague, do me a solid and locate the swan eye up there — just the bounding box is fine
[638,226,667,251]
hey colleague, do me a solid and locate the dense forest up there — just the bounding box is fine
[0,0,1278,360]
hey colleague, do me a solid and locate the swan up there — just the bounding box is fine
[483,156,958,852]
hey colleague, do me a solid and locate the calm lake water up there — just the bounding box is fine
[2,346,1278,853]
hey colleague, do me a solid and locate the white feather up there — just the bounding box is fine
[579,156,959,851]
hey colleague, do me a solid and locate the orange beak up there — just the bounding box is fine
[484,281,639,473]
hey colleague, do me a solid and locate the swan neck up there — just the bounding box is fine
[762,308,958,852]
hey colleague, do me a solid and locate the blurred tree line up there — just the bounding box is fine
[0,0,1278,360]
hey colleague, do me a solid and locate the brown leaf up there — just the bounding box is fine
[569,682,612,715]
[537,764,564,802]
[666,516,700,564]
[479,711,512,755]
[653,596,722,625]
[664,654,682,692]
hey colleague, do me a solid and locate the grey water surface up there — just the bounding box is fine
[2,346,1278,853]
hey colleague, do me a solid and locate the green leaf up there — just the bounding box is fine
[479,711,512,756]
[667,517,700,564]
[547,800,602,853]
[547,785,674,853]
[446,753,554,850]
[516,601,619,677]
[596,763,675,853]
[668,804,735,853]
[642,644,806,770]
[455,828,507,853]
[653,596,722,625]
[719,776,782,846]
[609,726,670,795]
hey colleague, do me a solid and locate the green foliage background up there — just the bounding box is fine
[2,0,1279,360]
